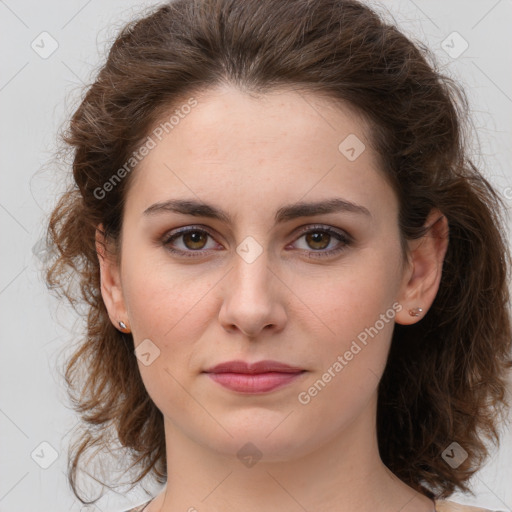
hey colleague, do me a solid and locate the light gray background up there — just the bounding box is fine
[1,0,511,511]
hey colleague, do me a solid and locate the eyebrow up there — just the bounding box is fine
[143,197,371,224]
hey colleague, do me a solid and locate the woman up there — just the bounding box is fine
[45,0,511,511]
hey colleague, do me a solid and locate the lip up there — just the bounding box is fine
[204,359,304,374]
[203,360,306,394]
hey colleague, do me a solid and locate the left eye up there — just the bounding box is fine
[293,226,350,253]
[162,225,352,259]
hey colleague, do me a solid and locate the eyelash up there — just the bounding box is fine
[161,224,353,259]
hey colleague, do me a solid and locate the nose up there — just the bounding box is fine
[218,247,287,339]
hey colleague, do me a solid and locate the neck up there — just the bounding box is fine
[150,393,435,512]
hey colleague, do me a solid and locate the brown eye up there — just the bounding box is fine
[305,231,331,250]
[162,227,218,258]
[292,225,352,259]
[182,231,208,250]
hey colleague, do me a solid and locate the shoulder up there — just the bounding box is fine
[124,499,501,512]
[435,499,501,512]
[124,498,500,512]
[122,500,153,512]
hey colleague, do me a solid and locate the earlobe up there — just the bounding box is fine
[395,209,449,326]
[95,224,129,332]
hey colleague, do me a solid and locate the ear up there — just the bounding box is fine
[395,208,449,325]
[95,224,129,332]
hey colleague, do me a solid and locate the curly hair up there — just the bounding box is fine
[45,0,512,504]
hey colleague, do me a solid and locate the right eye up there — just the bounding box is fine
[162,226,221,258]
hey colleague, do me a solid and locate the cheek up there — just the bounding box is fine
[294,274,398,437]
[291,243,402,401]
[121,252,214,340]
[290,250,401,345]
[120,258,216,415]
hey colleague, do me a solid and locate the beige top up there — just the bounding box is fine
[124,498,500,512]
[435,501,500,512]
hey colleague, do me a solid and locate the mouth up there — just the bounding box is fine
[205,371,306,393]
[203,359,307,393]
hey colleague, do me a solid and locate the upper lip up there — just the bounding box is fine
[204,360,304,374]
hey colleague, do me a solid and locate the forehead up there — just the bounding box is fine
[160,86,370,157]
[125,85,395,222]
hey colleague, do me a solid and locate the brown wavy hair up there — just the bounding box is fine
[45,0,512,504]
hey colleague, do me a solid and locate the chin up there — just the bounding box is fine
[199,422,319,464]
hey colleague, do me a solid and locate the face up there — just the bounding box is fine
[100,85,421,462]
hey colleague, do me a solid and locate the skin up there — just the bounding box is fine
[96,85,448,512]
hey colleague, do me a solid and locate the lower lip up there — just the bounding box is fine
[206,371,305,393]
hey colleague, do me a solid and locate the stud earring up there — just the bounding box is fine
[118,320,130,333]
[408,307,423,317]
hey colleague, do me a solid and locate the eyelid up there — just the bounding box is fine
[161,223,353,258]
[162,223,352,241]
[161,224,220,247]
[292,223,353,242]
